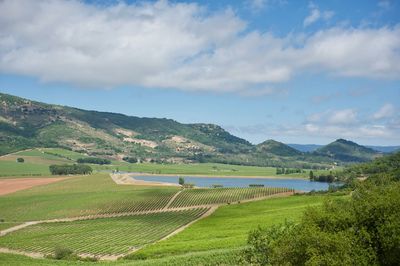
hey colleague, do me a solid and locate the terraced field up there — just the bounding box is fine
[0,208,209,256]
[169,187,293,208]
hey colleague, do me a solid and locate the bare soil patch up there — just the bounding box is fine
[0,177,69,196]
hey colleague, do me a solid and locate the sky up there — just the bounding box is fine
[0,0,399,146]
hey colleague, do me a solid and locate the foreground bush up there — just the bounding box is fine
[49,164,92,175]
[242,179,400,265]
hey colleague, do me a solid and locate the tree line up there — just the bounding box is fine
[49,164,92,175]
[77,157,111,165]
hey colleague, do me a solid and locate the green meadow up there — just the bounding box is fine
[1,148,333,178]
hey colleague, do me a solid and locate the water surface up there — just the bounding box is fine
[133,175,334,192]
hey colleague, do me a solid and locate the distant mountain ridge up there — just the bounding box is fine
[288,143,400,153]
[0,92,385,166]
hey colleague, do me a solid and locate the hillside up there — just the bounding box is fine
[256,140,302,157]
[313,139,380,162]
[0,93,254,161]
[0,92,381,167]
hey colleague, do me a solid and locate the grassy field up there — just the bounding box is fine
[0,147,339,265]
[0,174,179,222]
[0,161,51,177]
[0,208,208,256]
[134,194,334,259]
[0,249,239,265]
[95,162,327,178]
[1,147,334,178]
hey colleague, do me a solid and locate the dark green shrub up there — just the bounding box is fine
[54,246,73,260]
[16,157,24,163]
[77,157,111,165]
[49,164,92,175]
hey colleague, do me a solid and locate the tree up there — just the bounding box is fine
[16,157,24,163]
[178,177,185,185]
[309,170,314,180]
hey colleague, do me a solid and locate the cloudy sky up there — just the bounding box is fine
[1,0,399,145]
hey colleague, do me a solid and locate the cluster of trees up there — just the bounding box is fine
[309,170,336,183]
[122,157,138,163]
[77,157,111,165]
[242,152,400,265]
[341,152,400,182]
[276,168,302,175]
[49,164,92,175]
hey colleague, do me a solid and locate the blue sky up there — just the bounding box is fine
[1,0,399,145]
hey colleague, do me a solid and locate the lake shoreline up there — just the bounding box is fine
[127,172,309,180]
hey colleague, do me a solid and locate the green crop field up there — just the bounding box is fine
[0,147,333,178]
[169,187,292,208]
[0,249,239,266]
[135,194,335,259]
[0,208,208,256]
[0,174,179,222]
[0,161,51,177]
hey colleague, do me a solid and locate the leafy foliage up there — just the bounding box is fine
[76,157,110,165]
[243,153,400,265]
[49,164,92,175]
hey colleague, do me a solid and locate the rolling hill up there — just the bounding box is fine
[256,140,302,157]
[313,139,380,162]
[0,92,382,167]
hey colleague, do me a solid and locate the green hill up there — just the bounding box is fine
[256,140,302,157]
[314,139,380,162]
[0,92,380,167]
[0,93,252,161]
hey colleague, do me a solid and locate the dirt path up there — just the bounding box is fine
[164,190,183,210]
[0,221,41,237]
[110,173,180,187]
[0,247,44,259]
[0,177,70,196]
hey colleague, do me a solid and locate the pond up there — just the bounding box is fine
[132,175,336,192]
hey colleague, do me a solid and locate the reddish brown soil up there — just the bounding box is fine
[0,177,68,196]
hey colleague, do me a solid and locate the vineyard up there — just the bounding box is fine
[83,190,176,216]
[0,208,209,256]
[0,173,296,259]
[169,187,293,208]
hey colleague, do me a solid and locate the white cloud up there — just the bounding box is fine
[247,0,268,11]
[303,3,334,27]
[373,103,395,119]
[0,0,399,93]
[328,109,357,125]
